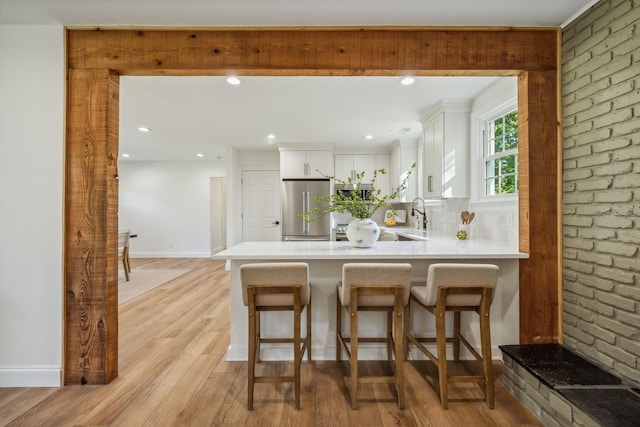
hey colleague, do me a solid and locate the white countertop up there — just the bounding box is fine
[380,226,430,241]
[213,238,528,260]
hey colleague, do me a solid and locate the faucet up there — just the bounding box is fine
[411,197,428,231]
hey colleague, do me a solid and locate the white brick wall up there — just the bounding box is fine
[562,0,640,386]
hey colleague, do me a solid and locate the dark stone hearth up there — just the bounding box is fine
[500,344,640,427]
[557,389,640,427]
[500,343,621,388]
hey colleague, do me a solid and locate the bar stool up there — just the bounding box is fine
[336,262,412,409]
[240,262,311,410]
[404,263,499,409]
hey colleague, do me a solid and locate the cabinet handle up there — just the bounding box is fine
[304,162,309,176]
[428,175,433,193]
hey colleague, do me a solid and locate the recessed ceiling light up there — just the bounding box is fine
[122,153,130,158]
[137,126,151,132]
[400,77,415,85]
[196,153,204,158]
[226,76,241,85]
[267,134,276,139]
[365,135,374,140]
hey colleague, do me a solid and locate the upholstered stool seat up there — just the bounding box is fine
[240,262,311,410]
[404,263,499,409]
[336,262,412,409]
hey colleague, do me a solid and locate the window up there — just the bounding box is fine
[483,110,518,196]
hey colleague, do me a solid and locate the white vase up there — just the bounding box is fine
[346,218,380,248]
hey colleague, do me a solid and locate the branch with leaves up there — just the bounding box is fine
[300,163,416,222]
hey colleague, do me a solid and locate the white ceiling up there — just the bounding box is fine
[1,0,597,161]
[118,76,504,160]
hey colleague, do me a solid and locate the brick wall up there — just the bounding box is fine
[562,0,640,385]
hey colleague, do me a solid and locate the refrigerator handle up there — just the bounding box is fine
[302,191,308,234]
[304,191,310,233]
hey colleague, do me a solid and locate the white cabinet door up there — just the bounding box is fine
[423,113,444,198]
[281,150,331,178]
[389,141,418,201]
[353,154,374,181]
[306,151,331,177]
[334,154,375,182]
[421,101,470,198]
[281,151,308,178]
[374,154,390,196]
[334,154,354,181]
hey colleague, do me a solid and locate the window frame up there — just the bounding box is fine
[480,106,519,199]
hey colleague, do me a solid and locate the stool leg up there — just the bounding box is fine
[453,311,461,361]
[255,311,261,363]
[435,302,448,409]
[336,293,342,361]
[122,256,129,281]
[386,311,393,361]
[350,300,359,410]
[480,300,494,409]
[247,307,256,410]
[306,298,312,361]
[294,304,301,410]
[394,300,405,409]
[403,301,411,360]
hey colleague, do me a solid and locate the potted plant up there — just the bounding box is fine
[301,163,415,247]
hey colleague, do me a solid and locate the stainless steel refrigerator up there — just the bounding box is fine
[282,178,331,241]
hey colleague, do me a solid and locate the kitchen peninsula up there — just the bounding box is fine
[213,238,528,361]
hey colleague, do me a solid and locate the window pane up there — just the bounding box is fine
[499,175,516,194]
[485,159,497,179]
[482,108,518,197]
[501,154,516,175]
[505,112,518,133]
[504,131,518,150]
[485,177,497,196]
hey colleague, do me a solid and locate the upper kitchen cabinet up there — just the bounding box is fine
[421,100,471,198]
[389,139,418,202]
[334,154,374,182]
[280,149,332,178]
[334,153,390,192]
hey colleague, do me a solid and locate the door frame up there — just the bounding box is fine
[64,27,560,384]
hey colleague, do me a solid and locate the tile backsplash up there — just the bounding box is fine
[425,198,519,246]
[333,197,519,247]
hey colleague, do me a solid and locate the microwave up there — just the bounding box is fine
[335,183,373,200]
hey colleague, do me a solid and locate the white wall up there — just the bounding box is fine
[469,78,519,246]
[118,161,226,257]
[228,149,280,247]
[0,25,64,386]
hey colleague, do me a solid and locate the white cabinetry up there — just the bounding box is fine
[334,154,375,182]
[280,150,332,178]
[421,100,471,198]
[334,153,390,193]
[389,139,418,201]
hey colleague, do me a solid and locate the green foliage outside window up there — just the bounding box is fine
[484,111,518,196]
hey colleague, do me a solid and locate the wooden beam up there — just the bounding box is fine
[67,28,557,74]
[64,27,560,384]
[518,70,560,343]
[65,68,119,384]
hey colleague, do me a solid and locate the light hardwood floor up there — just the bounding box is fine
[0,258,541,426]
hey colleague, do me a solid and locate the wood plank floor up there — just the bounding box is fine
[0,258,541,426]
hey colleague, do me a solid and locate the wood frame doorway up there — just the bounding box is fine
[65,27,560,384]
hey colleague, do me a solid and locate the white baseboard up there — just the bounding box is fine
[0,366,61,387]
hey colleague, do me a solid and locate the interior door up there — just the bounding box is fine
[242,170,281,241]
